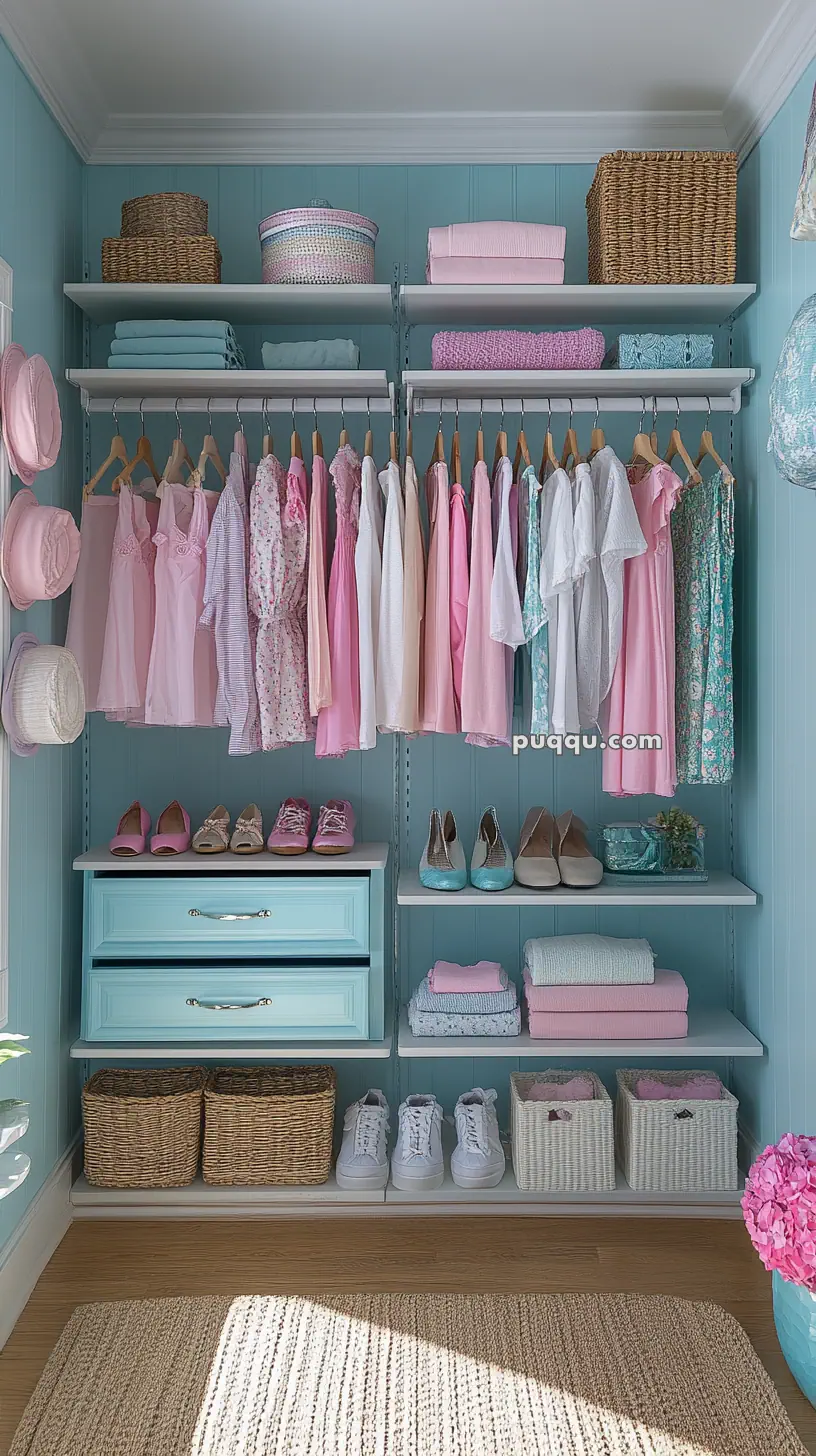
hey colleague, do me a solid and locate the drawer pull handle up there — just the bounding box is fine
[186,997,274,1011]
[188,909,271,921]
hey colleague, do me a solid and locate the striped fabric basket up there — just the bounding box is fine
[615,1069,739,1191]
[511,1071,615,1192]
[259,200,377,284]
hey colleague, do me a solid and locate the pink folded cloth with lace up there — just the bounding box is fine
[526,1077,594,1101]
[527,1010,689,1040]
[431,328,605,372]
[635,1076,722,1101]
[426,257,566,285]
[428,222,566,260]
[428,959,508,994]
[523,967,688,1013]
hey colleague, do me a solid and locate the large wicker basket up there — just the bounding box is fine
[102,235,221,284]
[616,1069,739,1191]
[121,192,208,238]
[83,1067,206,1189]
[586,151,737,285]
[258,202,377,284]
[203,1065,336,1186]
[511,1071,615,1191]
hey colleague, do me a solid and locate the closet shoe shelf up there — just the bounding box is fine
[64,282,395,325]
[401,283,757,327]
[397,869,756,906]
[404,369,754,414]
[74,844,389,872]
[397,1008,762,1059]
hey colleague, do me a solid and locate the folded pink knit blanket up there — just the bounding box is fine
[426,257,565,285]
[526,1076,595,1101]
[428,959,508,993]
[634,1076,722,1101]
[527,1010,689,1040]
[431,328,605,371]
[523,966,688,1013]
[428,222,566,260]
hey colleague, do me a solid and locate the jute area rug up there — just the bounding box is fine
[9,1292,805,1455]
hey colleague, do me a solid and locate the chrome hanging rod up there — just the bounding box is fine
[78,389,396,416]
[406,393,740,416]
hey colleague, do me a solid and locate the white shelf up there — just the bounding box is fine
[71,1172,386,1217]
[397,1007,763,1058]
[397,868,755,906]
[64,282,394,326]
[385,1164,745,1218]
[0,1151,30,1200]
[75,843,389,872]
[66,368,392,407]
[401,283,756,327]
[404,369,753,413]
[70,1034,392,1060]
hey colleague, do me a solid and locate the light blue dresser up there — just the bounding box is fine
[74,846,388,1047]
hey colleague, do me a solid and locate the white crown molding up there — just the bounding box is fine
[89,109,730,166]
[0,0,103,160]
[724,0,816,160]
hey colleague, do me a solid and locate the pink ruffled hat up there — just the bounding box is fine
[0,489,80,611]
[0,344,62,486]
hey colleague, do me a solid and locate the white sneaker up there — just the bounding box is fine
[391,1094,444,1191]
[451,1088,506,1189]
[336,1089,390,1191]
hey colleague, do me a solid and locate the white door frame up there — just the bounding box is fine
[0,257,13,1027]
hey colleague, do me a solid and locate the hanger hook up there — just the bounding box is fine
[367,396,372,432]
[478,398,484,433]
[112,397,121,433]
[235,399,244,436]
[593,396,600,431]
[437,400,444,436]
[519,397,524,433]
[174,398,182,440]
[340,398,346,434]
[545,397,552,436]
[454,397,460,433]
[674,395,681,431]
[313,396,319,433]
[651,395,659,435]
[263,396,270,434]
[567,397,574,431]
[139,398,146,434]
[207,396,214,433]
[291,399,297,435]
[638,396,646,434]
[705,396,712,433]
[500,397,505,431]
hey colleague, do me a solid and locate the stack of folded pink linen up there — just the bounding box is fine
[426,221,566,285]
[522,935,689,1040]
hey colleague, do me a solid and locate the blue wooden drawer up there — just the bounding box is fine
[88,876,369,959]
[83,964,370,1041]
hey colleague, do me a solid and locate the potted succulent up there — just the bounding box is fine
[743,1133,816,1406]
[652,808,706,873]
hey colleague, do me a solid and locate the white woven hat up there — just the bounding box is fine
[1,634,85,756]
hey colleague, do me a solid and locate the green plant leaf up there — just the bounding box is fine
[0,1035,29,1066]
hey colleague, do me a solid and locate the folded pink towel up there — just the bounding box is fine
[431,329,605,372]
[635,1076,722,1101]
[426,257,565,285]
[523,966,688,1013]
[428,959,508,994]
[526,1077,594,1102]
[527,1010,689,1040]
[428,222,566,260]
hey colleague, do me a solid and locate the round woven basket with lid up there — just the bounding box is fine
[258,199,377,284]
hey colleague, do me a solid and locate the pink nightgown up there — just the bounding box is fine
[449,477,469,727]
[461,460,511,746]
[97,482,159,722]
[145,482,215,727]
[421,459,457,734]
[316,445,361,758]
[307,453,332,718]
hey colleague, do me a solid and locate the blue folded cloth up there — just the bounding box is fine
[407,999,521,1037]
[412,974,518,1015]
[107,354,242,370]
[608,334,715,370]
[110,335,240,356]
[114,319,234,340]
[261,339,359,370]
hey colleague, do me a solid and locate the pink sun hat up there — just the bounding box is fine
[0,344,62,485]
[0,488,80,611]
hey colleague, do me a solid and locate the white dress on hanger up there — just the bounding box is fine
[355,453,384,750]
[590,445,648,706]
[539,466,580,736]
[490,455,525,647]
[376,459,405,733]
[572,460,600,730]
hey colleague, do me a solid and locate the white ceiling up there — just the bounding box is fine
[0,0,814,163]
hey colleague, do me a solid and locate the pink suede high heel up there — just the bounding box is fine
[150,800,191,856]
[110,801,151,856]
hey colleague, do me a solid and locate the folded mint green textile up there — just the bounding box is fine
[261,339,359,370]
[115,319,233,339]
[107,354,239,370]
[110,335,238,356]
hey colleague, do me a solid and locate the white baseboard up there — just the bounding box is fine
[0,1137,80,1350]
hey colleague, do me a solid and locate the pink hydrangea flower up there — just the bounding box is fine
[742,1133,816,1290]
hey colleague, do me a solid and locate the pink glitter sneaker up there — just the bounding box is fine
[267,797,311,856]
[312,799,355,856]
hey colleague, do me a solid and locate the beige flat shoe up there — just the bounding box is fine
[230,803,264,855]
[514,807,561,888]
[556,810,604,887]
[192,805,230,854]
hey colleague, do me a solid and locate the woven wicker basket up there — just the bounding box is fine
[511,1071,615,1191]
[615,1069,739,1191]
[121,192,208,238]
[101,235,221,284]
[83,1067,205,1189]
[203,1065,336,1186]
[258,202,377,284]
[586,151,737,285]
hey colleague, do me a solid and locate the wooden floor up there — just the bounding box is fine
[0,1216,813,1453]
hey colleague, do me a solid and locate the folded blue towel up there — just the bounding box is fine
[107,354,241,370]
[110,335,240,357]
[115,319,233,340]
[261,339,359,370]
[412,974,518,1015]
[407,1000,521,1037]
[609,334,715,370]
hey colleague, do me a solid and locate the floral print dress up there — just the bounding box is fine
[520,464,549,734]
[249,453,313,750]
[672,470,735,784]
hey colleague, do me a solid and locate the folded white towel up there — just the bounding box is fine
[523,934,655,986]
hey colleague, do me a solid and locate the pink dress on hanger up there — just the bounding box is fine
[97,483,159,722]
[249,455,313,751]
[449,477,469,726]
[461,460,511,746]
[307,453,332,718]
[316,445,361,758]
[421,460,457,734]
[145,483,215,727]
[603,461,683,798]
[65,496,118,712]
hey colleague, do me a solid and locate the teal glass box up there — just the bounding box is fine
[600,824,667,875]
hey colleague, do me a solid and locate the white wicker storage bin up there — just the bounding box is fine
[615,1069,739,1191]
[510,1071,615,1191]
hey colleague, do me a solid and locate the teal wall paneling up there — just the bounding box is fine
[732,59,816,1152]
[0,37,84,1251]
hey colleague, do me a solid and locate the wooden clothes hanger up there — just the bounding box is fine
[588,398,606,460]
[449,401,462,485]
[493,400,508,469]
[512,402,532,476]
[363,399,374,460]
[262,399,274,459]
[111,402,161,495]
[560,399,582,469]
[83,400,129,501]
[629,400,663,469]
[430,406,445,468]
[311,400,324,461]
[163,402,195,486]
[694,398,735,485]
[195,400,227,484]
[473,402,485,467]
[663,398,702,484]
[539,402,559,476]
[339,401,349,448]
[290,403,303,461]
